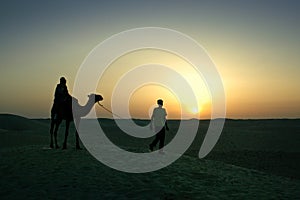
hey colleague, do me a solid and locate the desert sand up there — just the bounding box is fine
[0,114,299,199]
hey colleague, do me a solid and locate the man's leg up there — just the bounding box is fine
[150,126,163,151]
[158,128,166,150]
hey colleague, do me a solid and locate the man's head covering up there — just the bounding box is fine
[60,77,66,84]
[157,99,163,106]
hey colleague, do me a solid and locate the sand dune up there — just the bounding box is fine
[0,145,299,199]
[0,114,299,199]
[0,114,48,150]
[0,114,48,131]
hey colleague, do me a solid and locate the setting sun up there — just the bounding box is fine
[191,106,200,114]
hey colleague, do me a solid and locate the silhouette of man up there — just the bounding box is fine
[149,99,169,153]
[51,77,71,120]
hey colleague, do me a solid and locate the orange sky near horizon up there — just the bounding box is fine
[93,49,211,119]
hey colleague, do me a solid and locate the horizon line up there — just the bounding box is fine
[1,113,300,121]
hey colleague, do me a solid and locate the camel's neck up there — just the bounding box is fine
[74,98,95,117]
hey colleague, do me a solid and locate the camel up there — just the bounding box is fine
[49,94,103,149]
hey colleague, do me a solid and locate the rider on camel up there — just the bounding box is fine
[51,77,71,120]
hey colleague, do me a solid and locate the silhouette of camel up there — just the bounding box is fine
[50,94,103,149]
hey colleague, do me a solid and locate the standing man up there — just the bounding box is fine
[149,99,169,154]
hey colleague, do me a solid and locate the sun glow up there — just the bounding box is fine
[96,49,212,119]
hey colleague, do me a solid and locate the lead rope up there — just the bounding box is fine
[97,101,123,119]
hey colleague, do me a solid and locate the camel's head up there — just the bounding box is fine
[88,94,103,103]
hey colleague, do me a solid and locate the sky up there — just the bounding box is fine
[0,0,299,119]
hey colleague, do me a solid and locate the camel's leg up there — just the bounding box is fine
[74,118,82,150]
[49,118,55,148]
[50,106,56,148]
[75,130,82,150]
[62,120,70,149]
[53,118,62,149]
